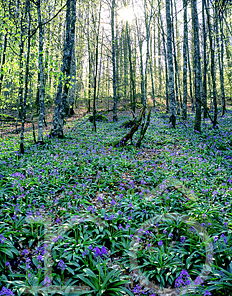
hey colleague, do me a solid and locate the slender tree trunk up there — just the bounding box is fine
[215,15,226,116]
[187,38,194,111]
[0,33,7,97]
[158,24,162,100]
[112,0,117,121]
[68,46,76,116]
[96,30,104,109]
[205,0,217,127]
[37,0,45,144]
[191,0,202,132]
[182,0,188,120]
[202,0,208,118]
[159,12,169,112]
[224,17,232,98]
[92,2,102,132]
[165,0,176,127]
[171,0,180,114]
[123,26,128,100]
[20,1,31,154]
[138,36,144,105]
[126,22,136,114]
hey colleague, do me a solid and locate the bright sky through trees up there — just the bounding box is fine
[118,6,135,23]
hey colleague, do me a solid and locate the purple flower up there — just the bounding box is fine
[175,269,191,288]
[204,290,211,296]
[26,258,31,270]
[111,199,116,206]
[57,260,67,271]
[214,236,219,242]
[194,276,203,285]
[93,247,101,258]
[180,236,186,243]
[158,240,163,246]
[220,234,227,244]
[133,285,141,293]
[37,254,43,262]
[43,276,51,287]
[0,287,14,296]
[118,224,123,230]
[224,222,228,227]
[101,246,107,256]
[0,235,6,243]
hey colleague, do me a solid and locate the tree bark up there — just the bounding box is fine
[50,0,77,138]
[205,0,217,127]
[182,0,188,120]
[165,0,176,127]
[37,0,45,144]
[112,0,118,121]
[191,0,202,132]
[202,0,208,118]
[0,33,7,97]
[20,1,31,154]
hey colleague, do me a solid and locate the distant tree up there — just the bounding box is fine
[191,0,202,132]
[165,0,176,127]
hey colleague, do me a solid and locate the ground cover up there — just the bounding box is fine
[0,109,231,296]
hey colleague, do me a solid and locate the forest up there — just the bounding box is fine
[0,0,232,295]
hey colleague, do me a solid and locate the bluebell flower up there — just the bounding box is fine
[158,240,163,246]
[0,287,14,296]
[57,260,67,271]
[0,235,6,243]
[43,276,51,287]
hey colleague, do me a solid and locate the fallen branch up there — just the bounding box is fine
[113,107,145,147]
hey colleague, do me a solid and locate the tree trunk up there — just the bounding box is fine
[0,33,7,97]
[191,0,202,132]
[205,0,217,127]
[126,22,136,114]
[202,0,208,118]
[165,0,176,127]
[37,0,45,144]
[112,0,117,121]
[182,0,188,120]
[50,0,77,138]
[215,15,226,116]
[20,1,31,154]
[159,11,169,112]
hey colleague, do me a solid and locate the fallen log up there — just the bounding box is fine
[113,107,145,147]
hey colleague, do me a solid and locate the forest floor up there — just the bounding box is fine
[0,107,232,296]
